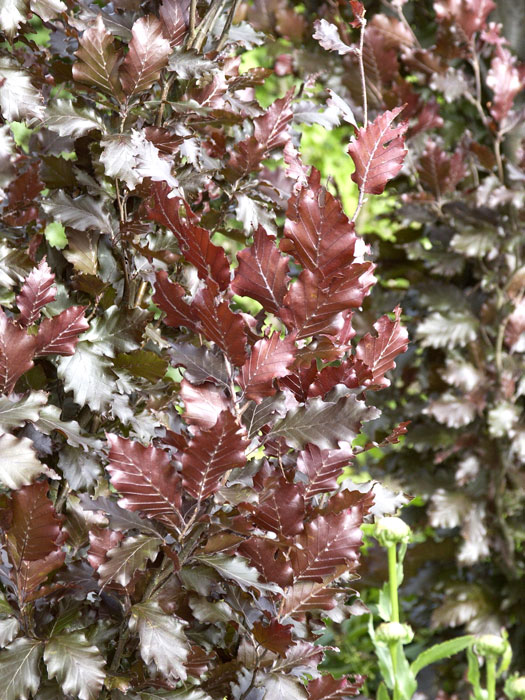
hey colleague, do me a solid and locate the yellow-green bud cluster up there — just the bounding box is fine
[375,516,412,547]
[505,676,525,699]
[375,622,414,645]
[474,634,508,658]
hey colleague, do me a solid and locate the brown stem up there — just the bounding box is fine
[190,0,226,53]
[216,0,242,52]
[357,16,368,129]
[156,73,176,127]
[188,0,198,45]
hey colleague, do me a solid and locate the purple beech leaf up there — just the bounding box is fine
[486,48,523,123]
[313,19,354,55]
[106,434,182,527]
[271,394,380,450]
[239,537,294,588]
[232,226,291,315]
[180,379,230,429]
[15,258,56,327]
[297,444,353,497]
[0,59,44,121]
[43,632,106,700]
[239,332,296,403]
[130,602,189,680]
[417,142,466,197]
[434,0,496,41]
[120,15,171,98]
[195,554,282,594]
[159,0,191,46]
[153,271,200,333]
[290,509,364,582]
[355,306,408,388]
[79,495,163,536]
[241,392,287,438]
[0,638,43,700]
[72,14,123,98]
[149,183,230,290]
[35,306,89,357]
[182,410,249,501]
[280,579,342,617]
[347,106,408,195]
[43,99,106,138]
[307,674,365,699]
[98,534,161,587]
[0,391,47,429]
[0,308,37,395]
[168,342,229,387]
[0,434,49,489]
[87,527,124,571]
[192,280,248,367]
[252,619,294,657]
[244,479,305,538]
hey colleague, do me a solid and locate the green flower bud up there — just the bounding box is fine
[504,676,525,699]
[375,622,414,645]
[474,634,507,658]
[375,516,412,547]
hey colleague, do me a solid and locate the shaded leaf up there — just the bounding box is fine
[120,15,171,97]
[347,106,407,195]
[35,306,89,357]
[56,344,114,412]
[44,632,106,700]
[80,305,148,357]
[0,617,20,646]
[232,226,290,315]
[107,434,182,527]
[195,554,281,594]
[98,534,161,586]
[36,405,103,451]
[182,410,249,500]
[168,342,228,387]
[0,638,43,700]
[130,602,189,679]
[417,311,478,348]
[41,191,113,235]
[271,395,380,450]
[44,99,105,138]
[0,391,47,430]
[16,258,56,327]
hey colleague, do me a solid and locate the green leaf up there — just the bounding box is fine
[394,643,417,700]
[44,632,105,700]
[467,646,484,700]
[0,391,47,429]
[98,534,162,587]
[44,222,67,250]
[130,602,190,679]
[411,635,475,676]
[377,682,390,700]
[0,637,43,700]
[195,554,282,594]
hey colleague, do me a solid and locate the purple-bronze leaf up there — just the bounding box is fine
[72,15,123,99]
[182,410,249,501]
[16,258,56,327]
[486,47,523,123]
[253,619,294,657]
[120,15,171,97]
[355,306,408,388]
[0,308,37,395]
[239,332,295,403]
[153,271,200,333]
[232,226,290,314]
[347,106,408,195]
[297,444,353,497]
[239,537,294,587]
[180,379,229,429]
[243,478,305,538]
[307,674,365,699]
[35,306,89,357]
[159,0,191,46]
[106,434,182,527]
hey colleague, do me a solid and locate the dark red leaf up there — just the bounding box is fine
[290,509,363,582]
[279,362,318,403]
[6,482,63,564]
[87,527,124,570]
[159,0,190,46]
[182,410,249,501]
[355,306,408,388]
[240,332,295,403]
[239,537,294,588]
[17,549,66,603]
[417,142,466,197]
[281,169,361,279]
[193,281,247,367]
[35,306,89,357]
[378,420,411,447]
[347,106,408,195]
[318,489,375,517]
[487,48,522,123]
[144,126,184,154]
[434,0,496,41]
[149,184,230,290]
[307,674,365,699]
[106,434,182,527]
[280,579,341,616]
[297,445,353,498]
[16,258,56,327]
[232,226,290,314]
[153,271,200,333]
[349,1,366,27]
[0,308,37,395]
[253,619,294,656]
[180,379,230,429]
[244,479,305,538]
[120,15,171,97]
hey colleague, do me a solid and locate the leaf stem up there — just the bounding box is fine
[387,544,399,623]
[188,0,198,45]
[486,656,496,700]
[357,15,368,129]
[389,641,399,700]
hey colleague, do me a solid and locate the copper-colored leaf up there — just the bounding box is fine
[355,306,408,388]
[159,0,190,46]
[347,106,408,195]
[35,306,89,357]
[434,0,496,41]
[72,15,123,99]
[149,184,230,290]
[297,444,353,498]
[240,333,295,403]
[87,527,124,571]
[486,47,522,123]
[0,308,37,395]
[120,15,171,97]
[182,410,249,501]
[307,674,365,699]
[106,434,182,527]
[245,479,305,538]
[417,142,466,197]
[239,537,294,588]
[232,226,290,314]
[16,258,56,327]
[253,619,294,656]
[153,271,199,333]
[180,379,229,429]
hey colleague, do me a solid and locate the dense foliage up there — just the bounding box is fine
[0,1,414,698]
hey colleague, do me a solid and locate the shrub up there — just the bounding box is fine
[0,1,409,697]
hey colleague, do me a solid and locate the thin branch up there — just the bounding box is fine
[357,15,368,128]
[188,0,198,45]
[190,0,226,53]
[216,0,242,52]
